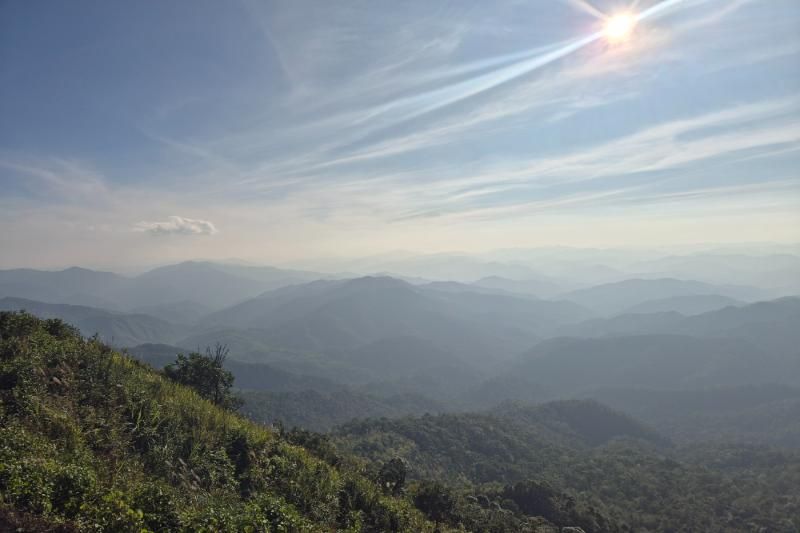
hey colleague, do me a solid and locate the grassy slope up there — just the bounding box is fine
[0,312,438,532]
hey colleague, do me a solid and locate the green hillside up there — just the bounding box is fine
[1,311,621,532]
[0,312,437,531]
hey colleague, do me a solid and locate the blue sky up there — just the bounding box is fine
[1,0,799,269]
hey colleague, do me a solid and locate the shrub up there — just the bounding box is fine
[133,482,181,532]
[81,490,146,532]
[52,464,97,518]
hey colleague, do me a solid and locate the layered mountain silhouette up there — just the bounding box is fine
[0,297,186,346]
[0,261,324,312]
[560,278,764,315]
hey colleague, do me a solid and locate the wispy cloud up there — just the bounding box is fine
[197,0,738,186]
[265,98,800,223]
[0,157,109,202]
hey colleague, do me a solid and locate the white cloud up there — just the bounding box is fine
[134,216,218,236]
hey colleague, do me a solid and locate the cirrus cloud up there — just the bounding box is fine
[134,216,218,236]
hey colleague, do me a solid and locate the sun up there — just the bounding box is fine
[604,13,637,42]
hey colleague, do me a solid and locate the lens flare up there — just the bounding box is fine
[604,13,637,42]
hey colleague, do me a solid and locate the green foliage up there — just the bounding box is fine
[334,409,800,532]
[377,458,407,496]
[82,490,147,532]
[5,310,795,532]
[0,312,438,532]
[412,481,456,524]
[164,344,242,409]
[132,482,181,531]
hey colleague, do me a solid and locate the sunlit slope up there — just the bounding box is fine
[0,311,436,531]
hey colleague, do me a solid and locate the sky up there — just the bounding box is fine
[1,0,799,270]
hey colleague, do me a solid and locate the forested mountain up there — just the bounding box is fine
[0,267,127,309]
[2,264,800,531]
[340,254,546,283]
[334,401,671,481]
[559,297,800,356]
[419,280,509,296]
[560,278,763,314]
[333,404,800,532]
[671,297,800,354]
[512,334,784,393]
[489,400,671,448]
[0,311,630,532]
[585,385,800,447]
[0,297,186,347]
[621,294,741,315]
[201,263,325,287]
[3,263,799,531]
[204,277,478,355]
[4,288,799,414]
[0,262,325,313]
[127,343,343,393]
[202,276,592,369]
[122,262,313,310]
[341,337,464,379]
[241,389,444,432]
[630,252,800,293]
[471,276,564,298]
[131,300,214,325]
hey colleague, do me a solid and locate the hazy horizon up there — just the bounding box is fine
[0,240,798,276]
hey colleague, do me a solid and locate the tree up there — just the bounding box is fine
[377,458,406,496]
[164,344,242,409]
[413,481,455,525]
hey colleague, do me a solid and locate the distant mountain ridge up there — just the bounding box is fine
[560,277,764,314]
[0,266,128,309]
[622,294,742,315]
[514,334,775,393]
[0,297,186,346]
[3,263,799,419]
[584,384,800,447]
[200,275,593,368]
[508,299,800,397]
[0,261,327,312]
[559,296,800,356]
[472,275,564,298]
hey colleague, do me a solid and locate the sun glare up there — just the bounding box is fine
[604,13,637,42]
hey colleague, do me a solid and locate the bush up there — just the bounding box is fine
[133,482,181,532]
[413,481,456,524]
[81,490,146,532]
[0,458,56,515]
[52,464,97,518]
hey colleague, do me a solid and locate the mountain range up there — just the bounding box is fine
[0,261,325,313]
[2,261,798,398]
